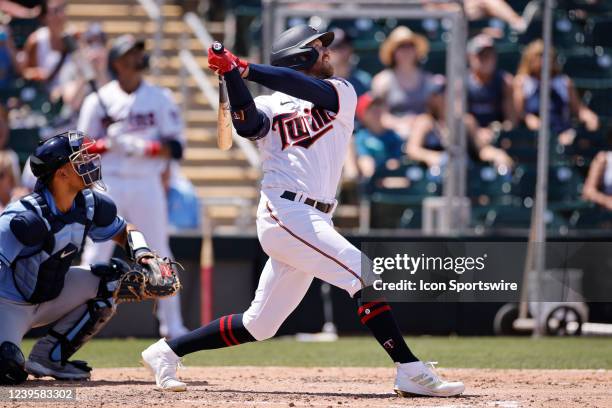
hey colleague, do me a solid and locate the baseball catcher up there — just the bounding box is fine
[0,130,180,384]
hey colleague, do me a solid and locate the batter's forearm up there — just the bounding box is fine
[224,69,270,139]
[246,64,338,112]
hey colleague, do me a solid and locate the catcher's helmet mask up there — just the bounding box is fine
[30,130,105,190]
[271,25,334,71]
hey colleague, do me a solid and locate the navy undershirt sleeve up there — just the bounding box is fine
[246,63,339,113]
[223,68,269,139]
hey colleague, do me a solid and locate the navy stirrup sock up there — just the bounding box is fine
[355,291,419,364]
[166,313,256,357]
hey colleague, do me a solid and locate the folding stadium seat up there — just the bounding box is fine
[423,48,446,75]
[559,0,612,13]
[508,0,532,13]
[468,164,514,206]
[563,126,607,167]
[366,161,442,229]
[563,51,612,89]
[355,50,384,76]
[8,127,41,166]
[395,18,445,42]
[495,43,523,73]
[496,127,538,149]
[521,12,584,50]
[511,164,537,198]
[367,161,442,206]
[8,18,40,49]
[487,204,533,229]
[548,165,584,208]
[585,88,612,120]
[569,206,612,229]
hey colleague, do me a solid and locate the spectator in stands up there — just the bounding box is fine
[425,0,527,33]
[467,34,515,130]
[53,23,110,131]
[0,150,20,212]
[354,93,405,179]
[582,128,612,211]
[0,27,20,90]
[513,39,599,145]
[19,0,71,90]
[328,28,371,97]
[371,26,443,139]
[0,105,21,184]
[407,83,513,169]
[0,0,41,19]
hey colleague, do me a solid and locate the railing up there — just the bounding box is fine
[181,12,261,168]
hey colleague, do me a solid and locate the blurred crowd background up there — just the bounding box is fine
[1,0,612,235]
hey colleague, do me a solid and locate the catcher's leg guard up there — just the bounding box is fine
[0,342,28,385]
[47,297,116,364]
[30,273,118,367]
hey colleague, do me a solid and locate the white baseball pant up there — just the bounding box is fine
[242,188,367,341]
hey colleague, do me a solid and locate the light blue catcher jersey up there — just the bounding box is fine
[0,188,126,302]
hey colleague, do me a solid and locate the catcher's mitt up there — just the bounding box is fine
[113,256,182,303]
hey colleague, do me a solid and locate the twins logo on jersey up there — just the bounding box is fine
[272,107,336,150]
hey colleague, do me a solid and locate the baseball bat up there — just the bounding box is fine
[211,41,233,151]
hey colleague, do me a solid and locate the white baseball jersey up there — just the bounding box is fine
[77,80,185,178]
[254,77,357,202]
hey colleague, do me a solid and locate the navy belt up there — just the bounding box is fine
[280,191,333,214]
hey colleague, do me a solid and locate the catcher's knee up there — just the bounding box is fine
[0,342,28,385]
[48,297,116,364]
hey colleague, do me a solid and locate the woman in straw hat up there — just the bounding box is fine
[371,26,442,139]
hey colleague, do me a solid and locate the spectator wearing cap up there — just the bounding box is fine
[328,28,371,97]
[19,0,71,89]
[407,83,513,170]
[354,93,405,179]
[467,34,515,130]
[513,40,599,146]
[371,26,443,138]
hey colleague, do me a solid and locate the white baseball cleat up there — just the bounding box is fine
[394,361,465,397]
[141,339,187,392]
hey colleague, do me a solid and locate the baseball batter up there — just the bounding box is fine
[142,25,464,397]
[77,35,188,338]
[0,130,164,383]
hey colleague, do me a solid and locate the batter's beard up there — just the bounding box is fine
[306,62,334,79]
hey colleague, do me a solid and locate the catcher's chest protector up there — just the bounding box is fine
[11,191,95,303]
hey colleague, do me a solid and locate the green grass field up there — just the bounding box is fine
[21,336,612,369]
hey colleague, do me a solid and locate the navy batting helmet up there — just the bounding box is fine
[30,130,104,190]
[270,24,334,70]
